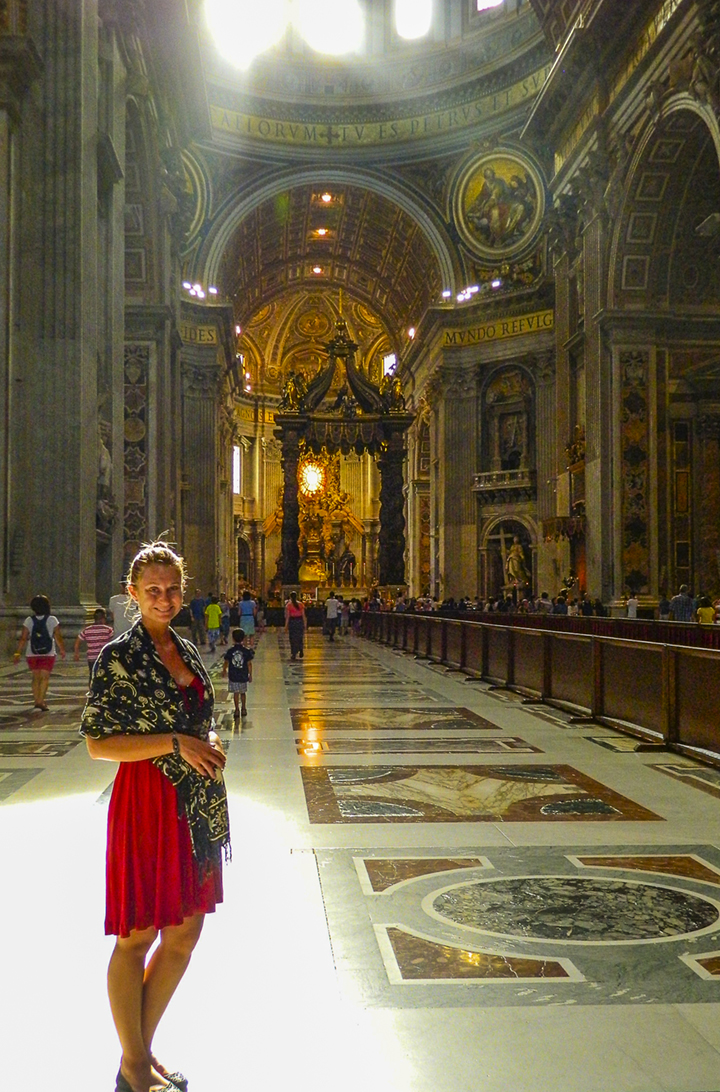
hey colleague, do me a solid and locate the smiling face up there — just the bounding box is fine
[128,563,183,630]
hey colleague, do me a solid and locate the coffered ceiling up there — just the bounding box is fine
[220,183,442,335]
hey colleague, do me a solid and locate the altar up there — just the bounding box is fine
[273,314,413,596]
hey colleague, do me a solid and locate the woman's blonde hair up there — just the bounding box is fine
[127,541,187,591]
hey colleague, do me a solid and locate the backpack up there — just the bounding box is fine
[30,615,53,655]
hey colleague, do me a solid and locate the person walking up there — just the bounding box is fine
[189,589,207,647]
[74,607,115,683]
[80,541,229,1092]
[325,590,339,641]
[219,593,231,646]
[13,594,66,711]
[204,595,222,653]
[109,579,140,637]
[222,628,254,719]
[239,590,257,647]
[284,591,307,660]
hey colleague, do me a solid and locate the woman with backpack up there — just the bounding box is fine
[13,593,66,710]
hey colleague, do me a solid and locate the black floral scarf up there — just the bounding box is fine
[80,620,230,873]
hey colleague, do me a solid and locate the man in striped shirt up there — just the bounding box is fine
[74,608,115,682]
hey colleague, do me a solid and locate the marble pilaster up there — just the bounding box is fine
[9,2,100,619]
[181,357,221,590]
[582,215,614,600]
[437,366,477,600]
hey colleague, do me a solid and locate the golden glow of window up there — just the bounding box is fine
[300,460,325,496]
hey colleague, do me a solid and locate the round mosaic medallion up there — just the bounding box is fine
[296,310,331,339]
[452,150,545,261]
[428,877,720,943]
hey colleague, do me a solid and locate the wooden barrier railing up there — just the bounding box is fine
[362,612,720,760]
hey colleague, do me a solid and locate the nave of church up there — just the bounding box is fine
[3,627,720,1092]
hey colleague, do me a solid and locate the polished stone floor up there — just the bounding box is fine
[4,630,720,1091]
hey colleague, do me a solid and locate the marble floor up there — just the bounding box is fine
[4,632,720,1091]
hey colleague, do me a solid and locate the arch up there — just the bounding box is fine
[190,165,462,295]
[479,515,539,599]
[480,513,540,549]
[608,96,720,310]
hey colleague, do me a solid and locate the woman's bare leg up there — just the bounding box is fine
[36,668,51,706]
[141,914,205,1055]
[108,925,158,1091]
[31,670,42,705]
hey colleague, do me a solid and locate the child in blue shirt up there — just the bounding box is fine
[222,628,255,718]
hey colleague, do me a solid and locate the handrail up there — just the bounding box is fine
[361,611,720,762]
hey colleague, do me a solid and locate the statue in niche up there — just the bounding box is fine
[336,546,357,587]
[500,413,524,470]
[96,421,117,534]
[505,535,530,587]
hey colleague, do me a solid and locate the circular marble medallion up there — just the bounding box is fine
[427,876,720,944]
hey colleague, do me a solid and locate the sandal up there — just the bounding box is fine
[151,1057,188,1091]
[116,1066,178,1092]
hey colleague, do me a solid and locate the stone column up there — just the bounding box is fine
[279,423,302,584]
[181,361,220,590]
[378,430,407,586]
[697,415,720,593]
[583,214,613,599]
[534,351,558,594]
[8,2,100,621]
[0,30,42,619]
[438,367,477,599]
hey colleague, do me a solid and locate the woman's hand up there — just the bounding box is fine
[208,731,226,759]
[178,733,226,778]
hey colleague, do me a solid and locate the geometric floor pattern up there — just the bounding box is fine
[5,628,720,1091]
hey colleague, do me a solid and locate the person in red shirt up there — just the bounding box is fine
[74,608,115,682]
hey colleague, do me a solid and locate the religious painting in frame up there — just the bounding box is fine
[452,149,545,261]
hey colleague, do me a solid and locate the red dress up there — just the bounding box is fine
[104,677,223,937]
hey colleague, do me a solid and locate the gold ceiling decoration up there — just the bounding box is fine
[223,184,439,332]
[237,287,395,397]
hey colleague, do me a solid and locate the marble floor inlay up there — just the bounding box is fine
[0,740,80,756]
[650,760,720,800]
[296,736,540,756]
[290,707,505,732]
[0,767,43,800]
[300,764,662,823]
[316,846,720,1006]
[586,736,667,753]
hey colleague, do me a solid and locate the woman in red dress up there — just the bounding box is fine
[81,543,229,1092]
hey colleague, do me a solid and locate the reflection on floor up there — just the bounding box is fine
[296,736,542,756]
[5,628,720,1091]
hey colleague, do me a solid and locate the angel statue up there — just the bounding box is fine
[279,369,308,412]
[379,374,405,412]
